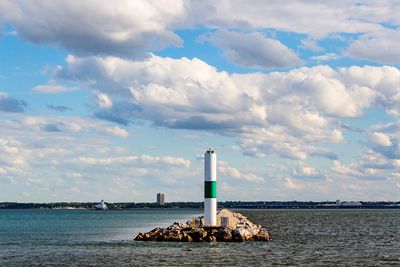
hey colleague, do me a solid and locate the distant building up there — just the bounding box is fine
[95,200,108,210]
[336,199,341,206]
[157,193,165,205]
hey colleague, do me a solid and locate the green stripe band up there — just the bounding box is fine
[204,181,216,198]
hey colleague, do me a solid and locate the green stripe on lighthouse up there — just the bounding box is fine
[204,181,216,198]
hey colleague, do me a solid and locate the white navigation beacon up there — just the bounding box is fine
[204,148,217,226]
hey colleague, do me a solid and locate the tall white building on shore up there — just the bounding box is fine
[157,193,165,205]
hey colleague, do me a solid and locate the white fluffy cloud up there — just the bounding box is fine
[218,160,263,183]
[32,84,78,94]
[53,55,400,160]
[0,113,267,201]
[365,122,400,161]
[78,155,190,168]
[188,1,400,64]
[186,0,383,37]
[300,39,323,52]
[0,138,29,180]
[1,0,184,58]
[347,29,400,64]
[370,132,392,147]
[2,1,400,63]
[331,119,400,183]
[311,53,339,62]
[331,149,399,181]
[205,30,302,69]
[293,165,326,180]
[3,1,400,201]
[339,66,400,116]
[1,109,398,201]
[105,126,128,138]
[94,91,113,109]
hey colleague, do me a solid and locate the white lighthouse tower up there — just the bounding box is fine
[204,148,217,226]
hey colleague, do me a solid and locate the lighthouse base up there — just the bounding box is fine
[204,198,217,226]
[134,209,271,242]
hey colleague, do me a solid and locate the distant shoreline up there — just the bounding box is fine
[1,201,399,210]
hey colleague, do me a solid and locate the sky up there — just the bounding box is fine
[1,1,400,202]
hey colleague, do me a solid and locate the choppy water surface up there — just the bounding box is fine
[1,209,399,266]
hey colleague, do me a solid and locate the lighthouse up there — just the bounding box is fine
[204,148,217,226]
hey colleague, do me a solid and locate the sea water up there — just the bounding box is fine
[1,209,399,266]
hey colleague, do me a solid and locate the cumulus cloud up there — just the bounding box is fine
[363,122,400,161]
[347,29,400,64]
[331,149,399,181]
[105,126,129,138]
[0,138,29,175]
[4,1,400,201]
[370,132,392,147]
[2,1,390,39]
[205,30,302,69]
[1,111,399,201]
[293,165,327,180]
[186,1,383,37]
[300,39,323,52]
[338,66,400,116]
[329,120,400,185]
[14,115,129,141]
[32,84,78,94]
[2,1,399,63]
[332,117,400,181]
[21,116,79,133]
[0,114,202,201]
[94,91,113,109]
[1,0,184,58]
[218,160,264,183]
[311,53,339,62]
[78,154,190,168]
[284,177,303,190]
[0,92,26,113]
[52,55,400,160]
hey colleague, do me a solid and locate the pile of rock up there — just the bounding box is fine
[134,209,271,242]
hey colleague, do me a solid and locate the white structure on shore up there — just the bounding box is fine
[95,200,108,210]
[204,148,217,226]
[157,193,165,205]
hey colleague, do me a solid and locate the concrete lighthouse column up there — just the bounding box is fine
[204,148,217,226]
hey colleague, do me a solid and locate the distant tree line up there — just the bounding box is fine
[1,201,399,210]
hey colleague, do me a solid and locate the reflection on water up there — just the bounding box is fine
[1,209,399,266]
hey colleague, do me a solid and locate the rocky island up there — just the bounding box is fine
[135,209,271,242]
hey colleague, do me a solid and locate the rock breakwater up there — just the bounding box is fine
[134,209,271,242]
